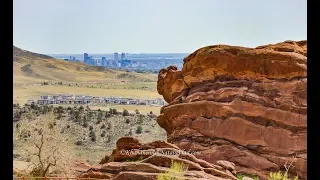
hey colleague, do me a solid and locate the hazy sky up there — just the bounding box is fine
[13,0,307,54]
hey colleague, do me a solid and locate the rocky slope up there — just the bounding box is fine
[156,40,307,179]
[80,137,241,180]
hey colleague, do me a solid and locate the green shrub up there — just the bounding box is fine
[268,171,299,180]
[106,122,111,130]
[101,131,106,137]
[137,114,144,124]
[48,123,54,129]
[157,161,188,180]
[98,111,103,120]
[136,126,143,134]
[75,140,83,146]
[89,131,96,142]
[125,119,130,124]
[123,109,130,116]
[128,129,133,136]
[83,122,88,128]
[57,113,63,119]
[89,125,93,130]
[101,130,106,137]
[96,119,102,124]
[43,105,49,112]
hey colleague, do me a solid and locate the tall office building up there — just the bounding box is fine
[89,56,94,65]
[84,53,89,63]
[121,52,125,60]
[114,52,119,66]
[101,57,106,66]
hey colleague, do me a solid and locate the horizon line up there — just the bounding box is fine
[47,52,191,55]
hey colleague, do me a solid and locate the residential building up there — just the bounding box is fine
[33,94,166,106]
[92,97,104,104]
[129,100,137,105]
[120,98,128,105]
[138,100,147,105]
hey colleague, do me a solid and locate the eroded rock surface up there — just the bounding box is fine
[80,137,238,179]
[157,40,307,179]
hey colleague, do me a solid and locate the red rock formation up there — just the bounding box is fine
[157,40,307,180]
[80,137,239,180]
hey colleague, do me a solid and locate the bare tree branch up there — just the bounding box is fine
[14,113,75,177]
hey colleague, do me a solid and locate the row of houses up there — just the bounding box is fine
[28,94,167,106]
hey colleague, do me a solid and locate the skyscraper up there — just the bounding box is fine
[121,52,125,60]
[101,57,106,66]
[84,53,89,63]
[114,52,119,66]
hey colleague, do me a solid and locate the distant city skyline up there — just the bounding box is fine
[51,53,185,71]
[13,0,306,54]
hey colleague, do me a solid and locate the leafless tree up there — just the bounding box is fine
[14,112,75,177]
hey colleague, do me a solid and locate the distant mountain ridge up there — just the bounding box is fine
[13,45,54,61]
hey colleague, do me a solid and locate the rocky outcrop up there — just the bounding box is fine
[80,137,239,179]
[157,40,307,179]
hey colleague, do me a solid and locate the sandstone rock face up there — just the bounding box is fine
[80,137,238,179]
[157,40,307,179]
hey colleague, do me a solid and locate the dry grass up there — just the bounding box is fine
[13,56,161,106]
[13,108,167,166]
[13,58,157,83]
[13,47,167,176]
[14,85,161,103]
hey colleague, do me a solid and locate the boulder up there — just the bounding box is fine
[79,137,238,179]
[156,40,307,180]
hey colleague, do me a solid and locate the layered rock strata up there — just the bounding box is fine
[80,137,239,180]
[157,40,307,179]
